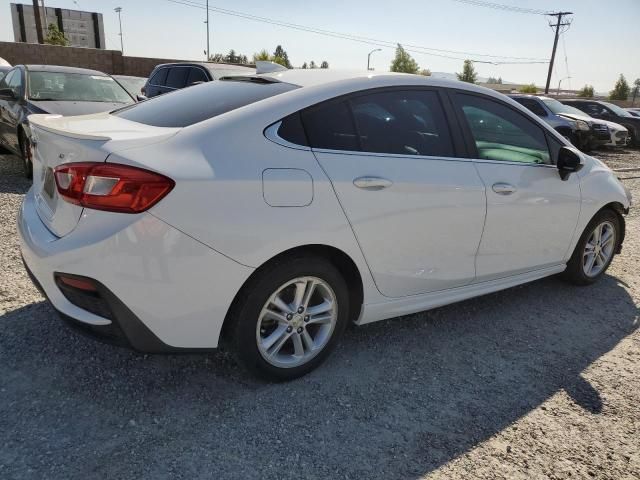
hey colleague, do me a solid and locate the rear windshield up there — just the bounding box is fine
[28,71,132,103]
[113,79,298,127]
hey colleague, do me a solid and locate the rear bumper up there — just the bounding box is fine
[18,189,254,351]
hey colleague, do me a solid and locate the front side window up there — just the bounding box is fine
[457,93,550,164]
[0,69,16,90]
[165,67,188,89]
[350,90,454,157]
[27,72,131,103]
[149,68,168,86]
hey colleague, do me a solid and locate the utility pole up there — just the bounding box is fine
[32,0,44,43]
[544,11,572,94]
[206,0,210,61]
[367,48,381,71]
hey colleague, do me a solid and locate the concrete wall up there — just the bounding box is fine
[0,41,185,77]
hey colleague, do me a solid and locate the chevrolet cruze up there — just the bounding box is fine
[19,67,631,380]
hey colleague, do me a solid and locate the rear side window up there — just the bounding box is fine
[187,67,208,85]
[350,90,454,157]
[166,67,188,89]
[114,79,298,128]
[301,101,358,151]
[277,113,308,146]
[149,67,168,86]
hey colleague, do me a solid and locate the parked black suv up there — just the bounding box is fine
[142,62,255,98]
[562,99,640,146]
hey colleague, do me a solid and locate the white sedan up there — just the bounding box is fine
[19,68,631,380]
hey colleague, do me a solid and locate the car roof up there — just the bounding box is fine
[23,64,109,76]
[154,62,254,72]
[113,74,146,80]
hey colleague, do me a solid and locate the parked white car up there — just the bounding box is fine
[19,70,631,379]
[600,119,629,147]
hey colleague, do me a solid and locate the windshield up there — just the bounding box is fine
[601,101,632,117]
[115,76,147,96]
[114,78,298,127]
[28,71,133,103]
[542,98,589,117]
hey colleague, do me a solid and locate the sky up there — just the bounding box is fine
[1,0,639,93]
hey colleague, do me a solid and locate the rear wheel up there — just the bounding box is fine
[562,209,620,285]
[227,255,349,380]
[19,130,33,179]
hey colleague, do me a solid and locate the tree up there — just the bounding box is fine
[309,61,317,69]
[630,78,640,106]
[419,68,431,76]
[253,49,270,62]
[609,74,630,100]
[272,45,292,69]
[577,85,595,98]
[211,50,248,64]
[44,23,69,46]
[390,44,419,74]
[320,61,329,69]
[518,83,538,93]
[301,62,308,69]
[487,76,502,84]
[456,60,477,83]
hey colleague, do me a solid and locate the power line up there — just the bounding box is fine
[166,0,549,64]
[448,0,549,15]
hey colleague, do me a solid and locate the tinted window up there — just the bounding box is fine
[350,90,454,157]
[187,67,208,85]
[301,100,358,151]
[277,112,308,146]
[149,67,168,86]
[0,69,16,89]
[514,98,546,117]
[457,94,550,164]
[165,67,188,89]
[114,79,298,128]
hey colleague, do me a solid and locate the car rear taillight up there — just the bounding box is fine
[53,162,175,213]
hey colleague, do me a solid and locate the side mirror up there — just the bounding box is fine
[557,146,583,180]
[136,94,147,102]
[0,88,16,99]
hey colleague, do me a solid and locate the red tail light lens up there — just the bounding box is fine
[53,162,175,213]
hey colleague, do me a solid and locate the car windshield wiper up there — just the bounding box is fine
[28,97,59,101]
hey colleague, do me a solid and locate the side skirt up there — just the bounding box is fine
[357,264,566,325]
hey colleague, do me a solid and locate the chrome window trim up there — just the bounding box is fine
[264,121,311,151]
[309,147,556,168]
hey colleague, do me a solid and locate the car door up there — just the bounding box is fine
[164,67,188,94]
[186,66,209,87]
[304,88,486,298]
[452,92,581,282]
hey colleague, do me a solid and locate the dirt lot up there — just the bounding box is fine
[0,148,639,480]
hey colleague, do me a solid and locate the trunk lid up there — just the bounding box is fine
[28,112,180,237]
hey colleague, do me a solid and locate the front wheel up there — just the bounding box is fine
[562,209,620,285]
[227,256,350,381]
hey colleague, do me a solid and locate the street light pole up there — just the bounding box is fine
[114,7,124,54]
[367,48,382,71]
[205,0,210,60]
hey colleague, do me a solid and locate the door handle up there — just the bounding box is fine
[492,183,517,195]
[353,176,393,190]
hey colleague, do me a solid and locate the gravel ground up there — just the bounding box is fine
[0,148,639,480]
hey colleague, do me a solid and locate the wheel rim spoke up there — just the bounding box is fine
[272,295,293,315]
[292,333,304,357]
[267,329,291,357]
[307,313,333,325]
[306,299,333,316]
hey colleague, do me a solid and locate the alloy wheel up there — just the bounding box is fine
[582,221,615,277]
[256,276,338,369]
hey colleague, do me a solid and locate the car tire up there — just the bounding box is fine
[562,209,620,286]
[19,130,33,180]
[226,255,350,381]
